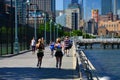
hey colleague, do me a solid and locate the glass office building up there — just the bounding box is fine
[113,0,120,18]
[71,0,78,3]
[63,0,71,10]
[63,0,79,10]
[101,0,112,15]
[30,0,56,17]
[82,0,101,21]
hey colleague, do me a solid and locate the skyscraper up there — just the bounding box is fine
[72,0,78,3]
[63,0,79,10]
[113,0,120,18]
[65,4,80,30]
[101,0,112,15]
[92,9,99,22]
[79,0,83,19]
[63,0,71,10]
[113,0,117,15]
[82,0,101,21]
[30,0,56,17]
[17,0,26,24]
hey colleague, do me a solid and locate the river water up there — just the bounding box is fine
[84,48,120,80]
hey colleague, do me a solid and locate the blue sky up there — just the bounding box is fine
[56,0,63,10]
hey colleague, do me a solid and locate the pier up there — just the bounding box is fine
[76,38,120,49]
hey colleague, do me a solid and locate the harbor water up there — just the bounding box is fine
[84,48,120,80]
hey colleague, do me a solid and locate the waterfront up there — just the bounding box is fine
[84,48,120,80]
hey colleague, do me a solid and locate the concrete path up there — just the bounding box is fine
[0,46,80,80]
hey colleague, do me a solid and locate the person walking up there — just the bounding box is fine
[36,38,44,68]
[54,38,63,69]
[64,36,70,56]
[49,41,55,57]
[30,37,36,54]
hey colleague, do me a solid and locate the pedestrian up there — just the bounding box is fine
[30,37,36,54]
[54,38,63,69]
[64,36,70,56]
[41,37,44,44]
[49,41,55,57]
[36,38,45,68]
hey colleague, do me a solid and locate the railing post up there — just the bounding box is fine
[111,44,114,49]
[103,44,106,49]
[117,44,119,49]
[90,43,92,49]
[85,43,87,49]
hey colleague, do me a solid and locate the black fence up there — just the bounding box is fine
[0,13,34,55]
[0,12,64,55]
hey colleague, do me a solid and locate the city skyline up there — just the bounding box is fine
[56,0,81,10]
[83,0,101,21]
[56,0,101,20]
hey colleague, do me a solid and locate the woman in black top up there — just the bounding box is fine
[54,38,63,69]
[36,38,44,68]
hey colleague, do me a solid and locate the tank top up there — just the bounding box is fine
[56,44,62,51]
[38,43,44,52]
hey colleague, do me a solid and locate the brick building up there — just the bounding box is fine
[92,9,99,22]
[98,20,120,37]
[99,12,119,22]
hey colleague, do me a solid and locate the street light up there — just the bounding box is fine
[54,23,56,42]
[56,24,58,38]
[33,4,37,40]
[26,0,31,50]
[14,0,19,53]
[26,0,37,41]
[50,18,52,42]
[54,23,59,38]
[42,13,46,46]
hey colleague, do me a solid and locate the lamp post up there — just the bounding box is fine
[50,18,52,42]
[33,5,37,40]
[14,0,19,53]
[55,23,59,38]
[42,13,46,46]
[10,0,14,53]
[54,23,56,42]
[56,24,58,38]
[26,0,30,50]
[27,2,37,41]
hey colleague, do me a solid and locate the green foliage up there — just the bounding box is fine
[36,20,96,39]
[63,30,83,37]
[64,32,70,36]
[71,30,83,36]
[82,33,96,38]
[1,26,6,34]
[67,30,96,39]
[38,21,51,32]
[38,23,44,32]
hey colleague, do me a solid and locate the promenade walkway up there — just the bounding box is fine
[0,46,80,80]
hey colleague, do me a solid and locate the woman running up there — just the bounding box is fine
[54,38,63,69]
[36,38,44,68]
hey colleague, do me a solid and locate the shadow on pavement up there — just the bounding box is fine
[0,67,79,80]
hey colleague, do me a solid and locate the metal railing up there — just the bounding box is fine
[76,48,99,80]
[77,38,120,43]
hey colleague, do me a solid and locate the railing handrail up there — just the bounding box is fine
[77,49,100,80]
[77,38,120,43]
